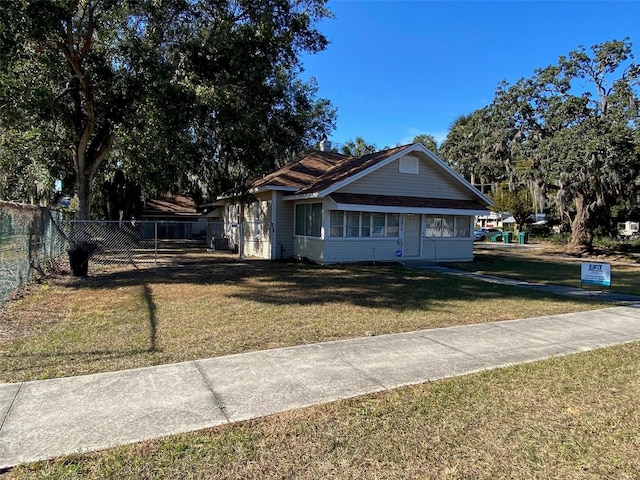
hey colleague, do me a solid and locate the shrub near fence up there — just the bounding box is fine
[0,201,70,305]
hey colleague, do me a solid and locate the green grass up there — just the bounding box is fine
[0,253,609,383]
[448,245,640,296]
[6,341,640,479]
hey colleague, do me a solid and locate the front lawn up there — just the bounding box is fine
[449,244,640,296]
[0,252,608,383]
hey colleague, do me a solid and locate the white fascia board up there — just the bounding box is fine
[283,192,323,201]
[334,203,490,216]
[250,185,299,194]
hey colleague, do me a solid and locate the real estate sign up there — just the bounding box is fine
[581,262,611,287]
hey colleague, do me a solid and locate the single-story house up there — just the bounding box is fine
[141,194,206,240]
[475,211,507,229]
[220,140,492,264]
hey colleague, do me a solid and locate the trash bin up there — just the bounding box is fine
[503,231,513,244]
[517,232,528,244]
[490,233,502,242]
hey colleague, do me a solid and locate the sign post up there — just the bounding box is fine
[580,262,611,291]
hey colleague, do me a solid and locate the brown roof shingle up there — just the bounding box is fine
[249,144,489,211]
[144,195,197,217]
[251,151,346,190]
[250,145,410,194]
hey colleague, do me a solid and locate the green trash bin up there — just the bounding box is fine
[490,233,502,242]
[503,231,513,244]
[517,232,528,244]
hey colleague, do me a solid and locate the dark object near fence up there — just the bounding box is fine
[68,242,97,277]
[212,237,230,250]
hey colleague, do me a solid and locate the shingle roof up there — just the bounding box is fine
[249,143,491,210]
[143,195,198,217]
[251,151,346,190]
[250,145,410,194]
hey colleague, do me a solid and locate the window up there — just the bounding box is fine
[329,211,400,238]
[361,214,371,237]
[425,215,442,237]
[386,214,399,237]
[330,211,344,237]
[456,217,471,237]
[442,215,455,237]
[372,214,386,237]
[295,203,322,237]
[346,212,360,237]
[425,215,472,238]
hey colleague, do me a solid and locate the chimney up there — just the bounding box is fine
[319,136,331,152]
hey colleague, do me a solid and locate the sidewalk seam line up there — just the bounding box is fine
[193,361,230,424]
[0,383,23,435]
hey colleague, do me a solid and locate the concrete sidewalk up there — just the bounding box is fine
[2,304,640,470]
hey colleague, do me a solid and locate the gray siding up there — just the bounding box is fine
[243,195,272,259]
[293,236,324,263]
[320,238,473,264]
[340,155,471,200]
[323,239,401,263]
[422,238,473,262]
[276,192,295,260]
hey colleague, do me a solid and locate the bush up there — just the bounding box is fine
[525,224,551,239]
[546,232,570,245]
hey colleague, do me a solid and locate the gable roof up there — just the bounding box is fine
[251,150,346,191]
[143,194,198,217]
[294,145,410,196]
[249,143,492,207]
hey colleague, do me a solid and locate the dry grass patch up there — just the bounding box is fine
[7,342,640,479]
[0,253,608,382]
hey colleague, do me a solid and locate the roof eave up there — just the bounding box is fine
[250,185,300,194]
[283,192,324,201]
[332,202,490,215]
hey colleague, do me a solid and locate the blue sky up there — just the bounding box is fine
[300,0,640,151]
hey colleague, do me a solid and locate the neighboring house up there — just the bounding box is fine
[477,212,547,230]
[141,194,206,240]
[476,211,507,229]
[220,141,492,264]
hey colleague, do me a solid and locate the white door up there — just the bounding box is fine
[403,214,421,257]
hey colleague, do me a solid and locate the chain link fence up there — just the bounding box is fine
[1,201,261,306]
[0,201,71,305]
[64,219,227,271]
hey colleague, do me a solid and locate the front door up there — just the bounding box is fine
[403,214,421,257]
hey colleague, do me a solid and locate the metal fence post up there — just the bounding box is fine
[239,221,245,261]
[154,221,158,266]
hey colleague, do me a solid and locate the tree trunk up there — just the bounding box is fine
[75,170,93,221]
[72,127,115,220]
[569,193,593,250]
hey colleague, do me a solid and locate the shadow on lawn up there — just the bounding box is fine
[64,249,597,312]
[141,282,158,352]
